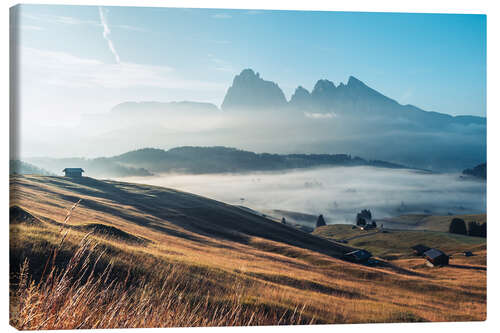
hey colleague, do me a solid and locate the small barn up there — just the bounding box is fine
[423,248,449,267]
[63,168,84,177]
[343,249,372,263]
[411,244,430,256]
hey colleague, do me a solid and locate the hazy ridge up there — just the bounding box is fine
[25,146,410,178]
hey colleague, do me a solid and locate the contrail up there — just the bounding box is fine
[98,7,120,64]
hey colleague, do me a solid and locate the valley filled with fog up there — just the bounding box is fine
[117,166,486,226]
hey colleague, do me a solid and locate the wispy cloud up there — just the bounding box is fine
[246,10,264,15]
[207,54,234,72]
[21,12,148,32]
[98,7,120,64]
[22,12,99,26]
[114,24,148,32]
[212,13,232,19]
[20,25,43,31]
[20,47,225,91]
[304,112,337,119]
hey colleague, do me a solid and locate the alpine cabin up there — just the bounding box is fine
[411,244,431,256]
[343,249,372,263]
[63,168,84,177]
[423,248,449,267]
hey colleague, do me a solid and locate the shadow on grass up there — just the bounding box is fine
[14,176,357,261]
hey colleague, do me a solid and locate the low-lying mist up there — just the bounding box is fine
[116,166,486,225]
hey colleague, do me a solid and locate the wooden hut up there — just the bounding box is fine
[343,249,372,263]
[423,248,449,267]
[63,168,84,177]
[411,244,430,256]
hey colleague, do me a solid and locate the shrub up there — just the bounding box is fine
[467,221,482,237]
[449,218,467,235]
[316,214,326,228]
[480,222,486,238]
[356,209,372,226]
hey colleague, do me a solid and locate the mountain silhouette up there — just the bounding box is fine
[221,69,287,110]
[221,69,484,130]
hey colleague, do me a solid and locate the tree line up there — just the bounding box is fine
[449,218,486,237]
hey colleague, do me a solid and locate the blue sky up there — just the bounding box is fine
[16,4,486,122]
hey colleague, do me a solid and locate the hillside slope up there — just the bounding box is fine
[10,175,352,258]
[377,214,487,232]
[313,224,486,261]
[10,175,486,328]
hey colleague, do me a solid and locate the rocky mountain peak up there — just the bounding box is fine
[221,69,287,110]
[347,76,366,88]
[312,79,336,95]
[289,86,312,108]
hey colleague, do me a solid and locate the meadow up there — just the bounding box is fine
[10,175,486,329]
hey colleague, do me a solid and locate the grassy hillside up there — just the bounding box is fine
[10,175,486,329]
[378,214,487,232]
[313,224,486,261]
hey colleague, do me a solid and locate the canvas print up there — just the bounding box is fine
[9,4,486,330]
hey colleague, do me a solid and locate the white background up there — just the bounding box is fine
[2,1,499,332]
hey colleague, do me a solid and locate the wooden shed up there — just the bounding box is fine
[423,248,449,267]
[63,168,84,177]
[411,244,430,256]
[343,249,372,263]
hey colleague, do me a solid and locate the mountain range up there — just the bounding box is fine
[21,69,486,171]
[222,69,485,129]
[109,68,485,131]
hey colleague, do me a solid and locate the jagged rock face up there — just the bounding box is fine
[289,86,311,109]
[311,79,336,98]
[221,69,287,110]
[219,68,485,131]
[305,76,398,113]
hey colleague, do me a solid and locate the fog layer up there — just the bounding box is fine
[117,166,486,225]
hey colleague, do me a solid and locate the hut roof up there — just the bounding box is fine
[423,248,447,260]
[411,244,430,253]
[343,249,372,262]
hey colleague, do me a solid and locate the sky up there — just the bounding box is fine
[13,4,486,127]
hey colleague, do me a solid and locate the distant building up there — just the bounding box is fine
[343,249,372,263]
[423,248,449,267]
[411,244,431,256]
[361,222,376,230]
[63,168,84,177]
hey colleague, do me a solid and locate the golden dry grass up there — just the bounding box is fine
[378,214,486,232]
[9,175,486,329]
[313,224,486,260]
